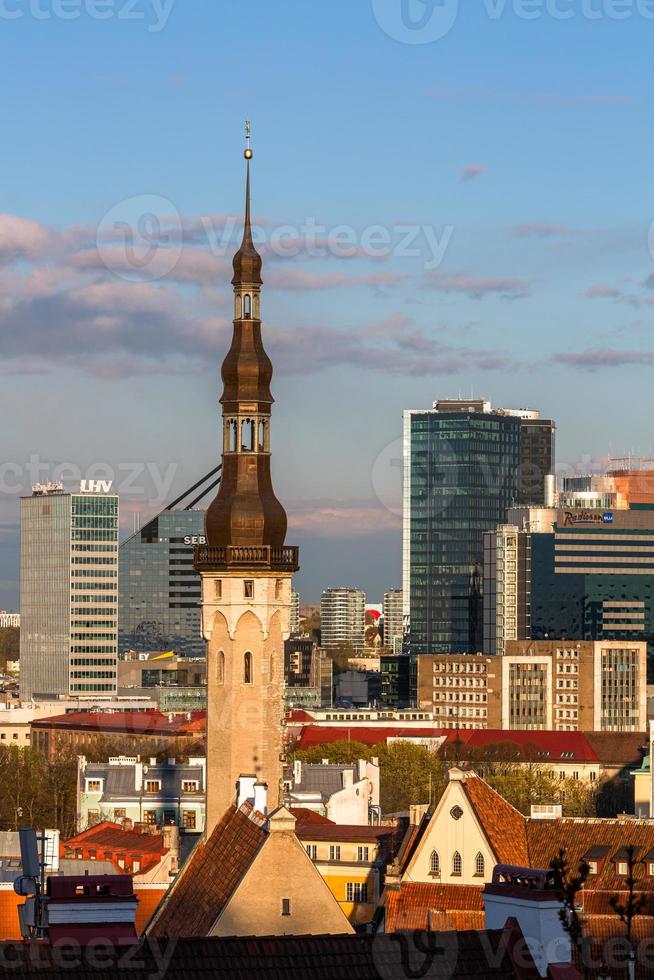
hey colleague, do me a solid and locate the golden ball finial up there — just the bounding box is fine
[244,148,253,160]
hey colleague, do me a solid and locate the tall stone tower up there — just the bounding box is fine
[195,126,299,834]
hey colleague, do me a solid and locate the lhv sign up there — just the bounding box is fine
[80,480,114,493]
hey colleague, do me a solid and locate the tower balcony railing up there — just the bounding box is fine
[194,544,299,572]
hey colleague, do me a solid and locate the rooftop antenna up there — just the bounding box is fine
[14,828,49,939]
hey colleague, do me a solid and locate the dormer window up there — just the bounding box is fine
[587,861,598,875]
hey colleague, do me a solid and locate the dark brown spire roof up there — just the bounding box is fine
[231,159,262,286]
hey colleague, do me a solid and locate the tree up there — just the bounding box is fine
[292,739,446,813]
[549,848,591,978]
[609,844,646,980]
[0,628,19,671]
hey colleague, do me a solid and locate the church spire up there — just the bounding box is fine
[200,123,295,561]
[232,119,262,288]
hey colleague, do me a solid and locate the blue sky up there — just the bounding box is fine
[1,0,654,605]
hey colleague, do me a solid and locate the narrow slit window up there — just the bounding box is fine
[244,651,253,685]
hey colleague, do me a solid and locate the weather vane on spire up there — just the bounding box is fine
[244,118,253,160]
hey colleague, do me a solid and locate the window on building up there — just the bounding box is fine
[85,779,102,794]
[117,856,125,869]
[649,863,654,877]
[87,810,100,826]
[275,578,284,600]
[182,811,196,829]
[88,849,96,860]
[114,809,126,821]
[357,846,369,862]
[144,780,161,793]
[452,851,462,876]
[618,862,628,876]
[429,851,440,876]
[182,781,199,794]
[144,810,157,825]
[133,860,140,873]
[216,650,225,685]
[244,651,253,685]
[305,844,317,860]
[346,882,368,903]
[244,579,254,599]
[588,862,598,875]
[214,579,222,599]
[474,852,485,877]
[329,845,341,861]
[281,898,291,917]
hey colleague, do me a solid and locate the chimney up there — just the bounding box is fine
[267,806,296,834]
[409,804,429,826]
[483,866,573,978]
[236,775,257,809]
[253,781,268,815]
[162,824,180,876]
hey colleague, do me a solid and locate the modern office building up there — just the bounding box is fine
[20,483,119,700]
[320,588,366,653]
[416,640,647,732]
[382,589,403,654]
[118,509,206,658]
[498,502,654,678]
[403,399,552,656]
[505,410,556,506]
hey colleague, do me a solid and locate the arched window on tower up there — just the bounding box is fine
[429,850,440,876]
[452,851,462,876]
[216,651,225,686]
[228,419,237,453]
[241,419,255,451]
[244,651,253,685]
[474,852,485,877]
[244,294,251,319]
[258,420,266,452]
[235,295,242,319]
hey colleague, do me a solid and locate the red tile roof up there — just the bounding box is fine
[31,710,206,736]
[62,822,166,858]
[146,802,267,938]
[0,929,531,978]
[527,818,654,893]
[462,773,530,866]
[295,823,397,842]
[385,882,485,932]
[583,731,647,767]
[295,726,447,748]
[289,809,335,825]
[294,725,600,762]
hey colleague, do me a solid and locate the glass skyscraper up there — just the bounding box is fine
[118,509,206,658]
[20,485,119,700]
[403,400,529,656]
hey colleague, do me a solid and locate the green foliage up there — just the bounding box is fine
[0,628,19,671]
[0,746,78,836]
[292,740,600,817]
[293,739,446,812]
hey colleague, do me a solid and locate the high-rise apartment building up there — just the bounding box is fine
[404,399,552,656]
[320,588,366,653]
[483,525,531,655]
[118,510,205,658]
[382,589,403,654]
[416,640,647,732]
[290,591,300,636]
[20,483,119,700]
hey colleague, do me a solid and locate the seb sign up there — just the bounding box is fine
[80,480,114,493]
[184,535,207,545]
